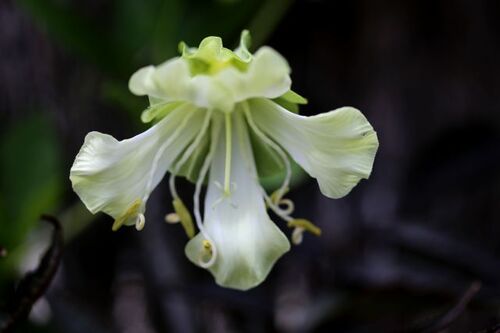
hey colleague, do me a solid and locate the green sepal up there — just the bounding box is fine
[272,90,308,114]
[141,101,183,123]
[280,90,308,104]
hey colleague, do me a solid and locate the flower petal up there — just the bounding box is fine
[128,46,291,113]
[250,98,379,199]
[233,30,252,63]
[185,112,290,290]
[216,47,291,104]
[70,104,204,223]
[128,65,158,96]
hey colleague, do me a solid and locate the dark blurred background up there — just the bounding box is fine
[1,0,500,332]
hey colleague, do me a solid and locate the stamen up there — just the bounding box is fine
[171,109,213,177]
[270,187,289,205]
[243,101,299,221]
[199,239,216,268]
[292,227,304,245]
[172,198,195,239]
[269,187,295,215]
[223,112,232,196]
[262,192,294,223]
[168,172,180,201]
[165,213,180,224]
[243,101,292,205]
[143,107,196,203]
[112,199,142,231]
[287,218,322,236]
[135,214,146,231]
[277,198,295,215]
[165,110,212,238]
[192,116,222,268]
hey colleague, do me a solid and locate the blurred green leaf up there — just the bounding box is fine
[0,114,63,281]
[15,0,125,75]
[247,0,294,48]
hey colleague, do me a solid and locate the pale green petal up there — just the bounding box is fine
[130,57,234,112]
[185,111,290,290]
[70,105,204,222]
[128,65,158,96]
[250,98,379,199]
[128,44,291,113]
[216,47,291,104]
[233,29,252,62]
[152,58,193,101]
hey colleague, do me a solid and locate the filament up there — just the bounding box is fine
[143,106,196,202]
[193,116,222,268]
[242,101,292,205]
[169,109,213,200]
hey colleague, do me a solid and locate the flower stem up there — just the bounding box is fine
[224,112,232,196]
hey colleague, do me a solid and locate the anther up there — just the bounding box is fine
[112,199,142,231]
[172,198,195,239]
[135,214,146,231]
[287,218,322,237]
[292,227,304,245]
[203,239,212,251]
[199,239,217,268]
[165,213,181,224]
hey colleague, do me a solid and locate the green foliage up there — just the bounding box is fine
[15,0,294,123]
[0,115,63,282]
[15,0,292,75]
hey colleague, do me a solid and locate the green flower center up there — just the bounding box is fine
[179,32,252,76]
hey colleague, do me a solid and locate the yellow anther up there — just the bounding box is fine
[172,198,195,239]
[287,218,322,237]
[165,213,181,224]
[202,239,212,251]
[112,199,142,231]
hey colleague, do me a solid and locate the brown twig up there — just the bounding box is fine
[0,214,63,333]
[417,281,482,333]
[474,323,500,333]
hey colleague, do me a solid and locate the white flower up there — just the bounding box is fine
[69,31,379,290]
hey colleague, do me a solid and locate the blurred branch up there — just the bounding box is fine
[416,281,481,333]
[0,215,63,333]
[474,323,500,333]
[370,223,500,283]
